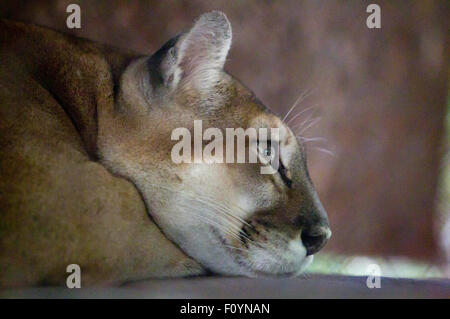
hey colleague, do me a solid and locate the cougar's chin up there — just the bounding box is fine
[242,251,314,278]
[255,255,314,278]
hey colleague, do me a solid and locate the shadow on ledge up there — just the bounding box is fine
[1,275,449,298]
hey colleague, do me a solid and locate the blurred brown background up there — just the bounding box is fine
[1,0,448,262]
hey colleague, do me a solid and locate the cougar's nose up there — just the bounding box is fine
[301,226,331,256]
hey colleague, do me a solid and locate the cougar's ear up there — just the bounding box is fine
[147,11,232,93]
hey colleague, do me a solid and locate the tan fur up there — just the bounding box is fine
[0,19,204,287]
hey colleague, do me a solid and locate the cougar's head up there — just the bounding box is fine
[101,11,331,277]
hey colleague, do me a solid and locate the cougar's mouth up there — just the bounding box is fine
[212,225,313,277]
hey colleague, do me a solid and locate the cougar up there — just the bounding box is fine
[0,11,330,287]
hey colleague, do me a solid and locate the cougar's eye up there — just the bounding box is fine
[257,139,291,187]
[262,147,275,158]
[258,140,275,161]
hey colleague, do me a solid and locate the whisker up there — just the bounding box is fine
[298,117,322,135]
[192,195,253,229]
[313,147,336,157]
[145,182,252,229]
[290,114,314,134]
[147,184,244,240]
[286,105,316,126]
[297,136,327,143]
[169,191,256,244]
[164,184,253,228]
[282,88,313,123]
[178,203,243,241]
[282,94,304,123]
[187,202,246,239]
